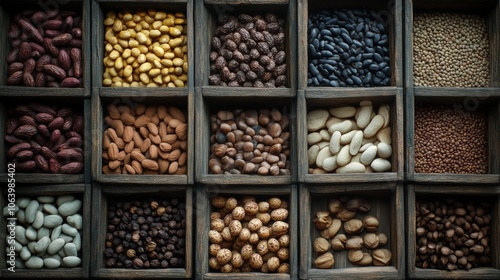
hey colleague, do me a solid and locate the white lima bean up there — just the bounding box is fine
[307,101,393,174]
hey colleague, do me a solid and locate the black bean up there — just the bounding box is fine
[341,32,353,44]
[369,63,379,71]
[346,77,354,85]
[352,76,362,85]
[321,50,333,57]
[353,61,363,69]
[331,27,341,35]
[329,80,340,87]
[309,63,319,76]
[373,53,383,63]
[320,29,332,36]
[365,38,373,47]
[353,39,363,47]
[376,71,385,79]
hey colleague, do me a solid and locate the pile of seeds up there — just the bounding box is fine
[308,9,391,87]
[413,12,489,87]
[414,104,488,174]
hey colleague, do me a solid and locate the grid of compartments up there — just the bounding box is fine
[0,0,499,279]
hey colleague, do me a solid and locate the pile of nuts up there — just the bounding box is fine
[6,9,83,87]
[414,104,488,174]
[308,9,391,87]
[208,196,290,273]
[102,103,187,175]
[307,101,392,174]
[4,195,83,269]
[413,12,489,87]
[209,13,287,87]
[105,198,186,269]
[5,103,84,174]
[415,197,492,271]
[209,108,291,176]
[312,197,391,269]
[102,9,188,87]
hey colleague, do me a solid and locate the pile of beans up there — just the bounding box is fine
[105,198,186,269]
[308,9,391,87]
[4,195,83,269]
[209,108,291,176]
[208,195,290,273]
[6,9,83,87]
[209,13,287,87]
[102,103,188,175]
[102,9,188,87]
[415,197,492,271]
[312,196,391,269]
[5,103,84,174]
[307,101,392,174]
[414,104,488,174]
[413,12,489,87]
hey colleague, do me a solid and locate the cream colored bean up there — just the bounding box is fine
[308,110,330,131]
[363,115,385,138]
[356,101,373,129]
[316,146,332,169]
[336,145,351,167]
[378,104,390,128]
[308,132,323,145]
[329,131,341,154]
[350,131,363,156]
[329,106,356,118]
[376,127,392,145]
[360,146,378,166]
[308,145,320,166]
[371,158,391,172]
[328,120,352,134]
[336,162,366,174]
[340,130,357,145]
[377,142,392,159]
[322,156,338,172]
[359,143,374,153]
[319,129,330,141]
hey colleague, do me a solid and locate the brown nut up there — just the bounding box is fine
[348,249,364,263]
[363,233,380,249]
[372,249,392,266]
[320,218,341,239]
[314,252,334,269]
[336,208,356,222]
[377,233,388,245]
[328,198,343,214]
[313,237,330,254]
[344,219,364,235]
[314,211,333,230]
[363,216,379,232]
[330,234,347,251]
[345,236,363,250]
[356,252,373,266]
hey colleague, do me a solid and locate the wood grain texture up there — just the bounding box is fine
[91,184,192,278]
[297,0,308,90]
[305,87,399,99]
[202,87,295,97]
[408,184,500,279]
[205,0,289,4]
[0,87,87,97]
[0,102,5,177]
[0,4,8,87]
[489,1,500,87]
[100,88,188,97]
[414,87,500,97]
[196,185,297,279]
[0,184,90,278]
[300,183,404,279]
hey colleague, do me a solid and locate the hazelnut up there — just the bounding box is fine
[328,198,342,214]
[372,249,392,266]
[336,209,356,222]
[377,233,388,245]
[314,252,334,269]
[313,237,330,254]
[356,252,373,266]
[314,211,333,230]
[363,233,380,249]
[320,218,341,239]
[344,219,364,235]
[348,249,364,263]
[345,236,364,250]
[363,216,379,232]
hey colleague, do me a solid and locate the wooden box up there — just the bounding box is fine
[91,0,195,184]
[195,184,298,279]
[297,89,404,183]
[195,0,297,95]
[195,95,297,185]
[299,183,405,279]
[404,0,500,184]
[90,184,193,278]
[92,95,194,184]
[0,96,91,184]
[406,184,500,279]
[298,0,404,90]
[0,184,91,278]
[0,0,91,96]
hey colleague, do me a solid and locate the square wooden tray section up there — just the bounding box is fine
[0,96,91,184]
[0,0,91,97]
[405,95,500,184]
[299,183,405,279]
[0,184,91,278]
[406,184,500,279]
[91,0,194,95]
[297,89,404,183]
[404,0,500,91]
[195,94,296,185]
[298,0,403,90]
[195,0,297,97]
[195,184,298,279]
[91,184,193,278]
[92,95,194,184]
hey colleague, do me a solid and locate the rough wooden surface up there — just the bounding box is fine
[196,185,298,279]
[407,184,500,279]
[300,183,405,280]
[202,87,295,97]
[205,0,289,4]
[91,184,192,278]
[0,184,90,278]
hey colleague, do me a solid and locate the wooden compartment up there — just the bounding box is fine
[297,89,404,183]
[404,0,500,90]
[405,95,500,184]
[195,0,297,97]
[406,184,500,279]
[0,96,91,184]
[92,95,194,184]
[298,0,403,90]
[0,0,91,97]
[195,184,298,279]
[91,0,194,93]
[91,184,193,278]
[0,184,91,278]
[299,183,405,279]
[195,94,296,185]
